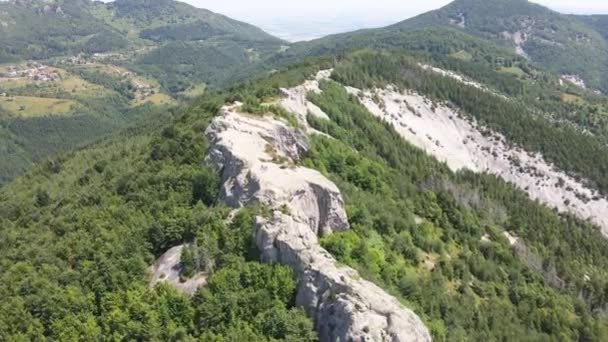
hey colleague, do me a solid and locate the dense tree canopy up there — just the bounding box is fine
[0,96,315,340]
[303,80,608,341]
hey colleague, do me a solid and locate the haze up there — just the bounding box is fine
[177,0,608,41]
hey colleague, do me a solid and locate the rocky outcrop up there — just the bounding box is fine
[149,245,207,296]
[280,69,332,132]
[348,85,608,236]
[561,75,587,89]
[206,102,431,341]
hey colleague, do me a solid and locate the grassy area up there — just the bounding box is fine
[0,64,109,98]
[71,62,133,77]
[0,79,29,90]
[246,48,261,62]
[499,66,528,78]
[60,76,108,96]
[0,96,79,117]
[89,0,199,38]
[132,93,175,106]
[561,92,586,104]
[179,83,206,98]
[88,4,141,39]
[449,50,473,61]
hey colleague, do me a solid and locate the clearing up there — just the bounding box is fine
[0,96,79,117]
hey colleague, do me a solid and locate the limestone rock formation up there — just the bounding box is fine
[347,84,608,236]
[206,102,431,342]
[149,245,207,296]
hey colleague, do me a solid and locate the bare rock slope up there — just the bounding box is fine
[346,84,608,236]
[205,101,431,341]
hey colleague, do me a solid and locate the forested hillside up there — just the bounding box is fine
[238,53,608,340]
[3,1,608,340]
[391,0,608,93]
[3,50,608,340]
[283,0,608,94]
[0,88,316,340]
[576,15,608,40]
[304,80,608,340]
[0,0,285,186]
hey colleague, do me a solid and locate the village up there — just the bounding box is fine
[0,55,159,102]
[0,62,60,83]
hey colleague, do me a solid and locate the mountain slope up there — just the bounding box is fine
[0,0,128,60]
[0,0,281,62]
[0,0,285,186]
[278,0,608,93]
[575,15,608,40]
[102,0,281,43]
[2,54,608,341]
[0,95,317,340]
[390,0,608,92]
[3,2,608,340]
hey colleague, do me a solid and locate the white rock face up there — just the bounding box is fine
[502,30,530,59]
[280,69,332,134]
[347,85,608,237]
[561,75,587,89]
[149,245,207,296]
[206,103,431,342]
[449,13,466,28]
[503,232,520,246]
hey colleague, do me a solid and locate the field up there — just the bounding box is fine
[59,75,109,96]
[449,50,473,60]
[71,62,133,77]
[0,96,79,117]
[132,93,175,106]
[179,83,206,98]
[0,64,110,98]
[561,92,586,104]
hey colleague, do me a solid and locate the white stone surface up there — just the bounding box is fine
[561,75,587,89]
[280,69,332,135]
[348,85,608,237]
[205,102,431,342]
[149,245,207,296]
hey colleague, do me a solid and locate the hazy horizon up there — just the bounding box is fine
[105,0,608,41]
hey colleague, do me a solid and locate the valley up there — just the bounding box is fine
[0,0,286,186]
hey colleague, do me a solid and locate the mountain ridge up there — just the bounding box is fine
[3,1,608,340]
[0,0,285,186]
[389,0,608,92]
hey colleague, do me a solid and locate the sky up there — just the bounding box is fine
[108,0,608,41]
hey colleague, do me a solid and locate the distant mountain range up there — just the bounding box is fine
[284,0,608,93]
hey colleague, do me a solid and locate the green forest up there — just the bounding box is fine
[303,80,608,340]
[0,96,316,340]
[3,0,608,341]
[331,51,608,195]
[4,54,608,340]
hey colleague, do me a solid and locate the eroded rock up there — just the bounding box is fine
[348,85,608,236]
[205,103,431,342]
